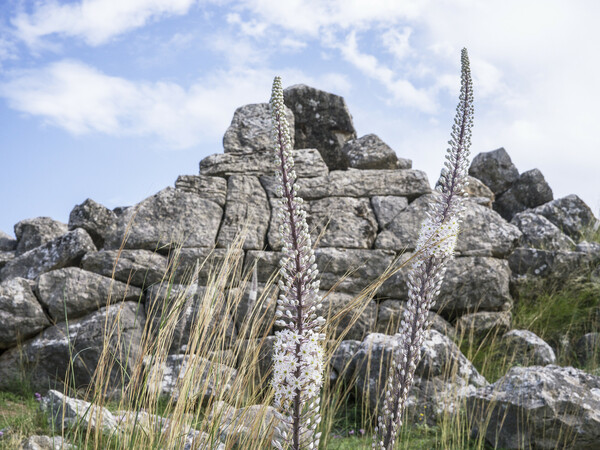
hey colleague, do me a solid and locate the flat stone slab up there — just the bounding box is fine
[200,148,328,178]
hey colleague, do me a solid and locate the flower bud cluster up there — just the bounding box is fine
[375,48,474,450]
[269,76,325,450]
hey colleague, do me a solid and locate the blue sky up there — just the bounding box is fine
[1,0,599,236]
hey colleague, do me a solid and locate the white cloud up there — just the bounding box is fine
[337,31,435,113]
[12,0,197,46]
[0,60,351,149]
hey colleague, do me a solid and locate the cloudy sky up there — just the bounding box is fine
[1,0,599,236]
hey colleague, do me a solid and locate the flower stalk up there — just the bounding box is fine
[374,48,474,450]
[269,76,326,450]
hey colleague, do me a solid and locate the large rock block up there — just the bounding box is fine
[145,284,236,353]
[298,169,431,200]
[231,281,278,339]
[283,84,356,170]
[320,291,376,341]
[455,201,521,257]
[0,250,15,270]
[341,134,410,170]
[0,302,146,393]
[350,331,486,423]
[467,365,600,449]
[145,355,238,403]
[200,148,328,178]
[370,196,409,229]
[575,332,600,366]
[68,198,117,248]
[375,197,521,258]
[36,267,143,322]
[174,175,227,207]
[456,311,511,340]
[510,211,575,250]
[169,247,244,286]
[469,147,519,195]
[500,329,556,366]
[82,249,167,289]
[268,197,378,250]
[464,175,495,207]
[508,247,593,281]
[41,389,118,433]
[0,277,49,349]
[0,229,96,282]
[494,169,553,220]
[314,248,396,294]
[217,175,269,250]
[105,187,222,251]
[14,217,68,256]
[223,102,294,154]
[531,194,600,241]
[376,299,456,340]
[0,230,16,251]
[435,257,513,318]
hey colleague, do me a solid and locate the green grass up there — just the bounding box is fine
[0,384,49,449]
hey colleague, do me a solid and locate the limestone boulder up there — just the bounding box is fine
[68,198,117,248]
[243,251,282,284]
[41,390,118,433]
[0,302,146,393]
[174,175,227,207]
[200,148,328,178]
[434,257,513,318]
[465,175,495,207]
[341,134,409,170]
[455,201,521,257]
[375,299,456,340]
[217,175,269,250]
[468,147,519,195]
[456,311,511,340]
[575,241,600,265]
[0,230,16,251]
[532,194,600,241]
[19,434,73,450]
[370,196,408,229]
[14,217,68,256]
[82,249,167,289]
[283,84,356,170]
[0,229,96,282]
[511,211,576,250]
[105,187,222,251]
[350,331,486,423]
[508,247,593,281]
[169,247,244,286]
[145,284,236,353]
[0,277,49,349]
[375,198,521,257]
[145,355,237,403]
[36,267,142,322]
[231,281,278,339]
[314,248,395,294]
[0,251,14,269]
[268,197,378,250]
[223,102,294,154]
[320,291,376,341]
[494,169,553,220]
[467,365,600,449]
[499,329,556,366]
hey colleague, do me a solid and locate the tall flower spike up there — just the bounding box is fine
[269,76,325,450]
[374,48,474,450]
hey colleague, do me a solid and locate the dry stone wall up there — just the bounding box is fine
[0,84,599,444]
